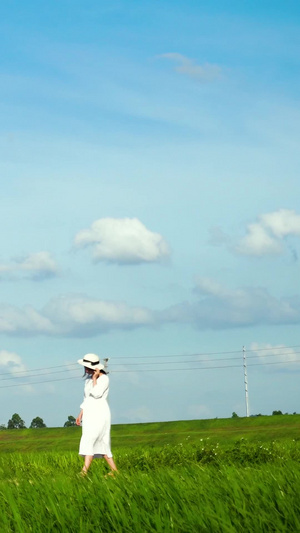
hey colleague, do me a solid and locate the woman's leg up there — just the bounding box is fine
[103,455,118,472]
[82,455,94,474]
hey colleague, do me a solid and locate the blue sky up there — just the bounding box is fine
[0,0,300,427]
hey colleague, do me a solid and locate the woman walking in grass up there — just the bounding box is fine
[76,353,118,476]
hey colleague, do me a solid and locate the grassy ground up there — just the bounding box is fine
[0,438,300,532]
[0,414,299,452]
[111,414,300,447]
[0,417,299,531]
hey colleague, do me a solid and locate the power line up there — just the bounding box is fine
[0,358,299,389]
[0,376,76,389]
[111,344,300,358]
[109,350,300,366]
[1,345,300,378]
[110,359,300,373]
[0,368,78,381]
[1,351,299,381]
[0,363,78,376]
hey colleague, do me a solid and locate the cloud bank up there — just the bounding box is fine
[0,280,300,337]
[74,217,170,264]
[163,277,300,330]
[0,295,156,337]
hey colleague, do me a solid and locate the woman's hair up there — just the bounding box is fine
[83,367,107,378]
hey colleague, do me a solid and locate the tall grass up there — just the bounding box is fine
[0,439,300,532]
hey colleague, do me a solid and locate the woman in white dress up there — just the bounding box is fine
[76,353,118,475]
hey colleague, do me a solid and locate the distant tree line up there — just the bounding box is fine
[232,410,298,418]
[0,411,298,429]
[0,413,77,430]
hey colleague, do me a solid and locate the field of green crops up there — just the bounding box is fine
[0,415,300,532]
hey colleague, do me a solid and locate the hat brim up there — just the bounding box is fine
[77,358,104,371]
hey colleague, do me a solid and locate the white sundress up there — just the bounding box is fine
[79,374,113,458]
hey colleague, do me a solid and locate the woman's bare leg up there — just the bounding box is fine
[104,455,118,472]
[82,455,94,474]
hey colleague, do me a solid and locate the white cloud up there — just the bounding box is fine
[0,350,70,395]
[159,53,223,82]
[0,252,59,280]
[0,350,27,374]
[17,252,59,279]
[194,277,229,298]
[236,222,282,256]
[0,305,55,335]
[74,217,170,265]
[249,342,300,371]
[236,209,300,256]
[43,294,156,335]
[261,209,300,238]
[0,350,33,392]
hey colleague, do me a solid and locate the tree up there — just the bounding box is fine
[231,412,239,418]
[64,415,76,427]
[272,410,283,416]
[30,417,46,429]
[7,413,26,429]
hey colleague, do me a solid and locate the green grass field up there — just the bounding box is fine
[1,413,299,452]
[0,415,299,532]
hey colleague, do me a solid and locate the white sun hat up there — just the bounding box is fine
[77,353,104,370]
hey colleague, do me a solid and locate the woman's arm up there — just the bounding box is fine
[76,409,83,426]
